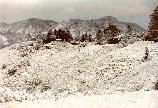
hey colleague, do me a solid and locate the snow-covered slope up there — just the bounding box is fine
[0,41,158,104]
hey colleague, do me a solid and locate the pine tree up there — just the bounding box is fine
[147,6,158,41]
[96,30,102,45]
[104,25,120,39]
[126,25,132,35]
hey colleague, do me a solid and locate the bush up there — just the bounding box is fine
[25,78,42,93]
[2,64,7,69]
[107,37,120,44]
[41,84,51,92]
[8,68,17,76]
[79,43,87,47]
[142,47,149,62]
[20,53,28,57]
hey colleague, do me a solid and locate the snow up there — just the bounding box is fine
[0,90,158,108]
[0,41,158,107]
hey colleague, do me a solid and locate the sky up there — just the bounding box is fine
[0,0,158,29]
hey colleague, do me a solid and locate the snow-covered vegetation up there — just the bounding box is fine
[0,40,158,106]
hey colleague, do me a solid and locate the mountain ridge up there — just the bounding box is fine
[0,16,146,47]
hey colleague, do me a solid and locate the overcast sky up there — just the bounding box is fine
[0,0,157,29]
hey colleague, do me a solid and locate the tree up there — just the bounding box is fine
[43,30,55,44]
[65,28,73,42]
[88,34,92,42]
[80,34,86,42]
[54,29,57,36]
[104,25,120,40]
[103,25,120,44]
[96,30,103,44]
[126,25,132,35]
[146,6,158,41]
[122,25,133,42]
[57,29,65,41]
[47,30,53,38]
[54,28,73,42]
[80,32,88,42]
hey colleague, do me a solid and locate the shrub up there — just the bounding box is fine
[41,85,51,92]
[79,43,87,47]
[8,68,17,76]
[107,37,120,44]
[2,64,7,69]
[142,47,149,62]
[20,53,28,57]
[25,78,42,93]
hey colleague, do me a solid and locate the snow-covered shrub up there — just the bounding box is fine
[142,47,149,62]
[2,64,7,69]
[8,68,17,76]
[41,83,52,92]
[79,43,87,47]
[25,78,42,93]
[119,32,143,47]
[20,52,28,57]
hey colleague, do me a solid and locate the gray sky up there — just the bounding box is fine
[0,0,157,29]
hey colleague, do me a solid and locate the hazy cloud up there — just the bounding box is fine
[0,0,157,28]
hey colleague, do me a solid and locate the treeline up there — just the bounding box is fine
[33,24,135,45]
[43,28,73,44]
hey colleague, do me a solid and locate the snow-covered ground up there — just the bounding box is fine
[0,90,158,108]
[0,41,158,107]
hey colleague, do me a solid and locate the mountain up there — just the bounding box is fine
[52,16,146,38]
[10,18,57,34]
[0,16,146,47]
[0,18,58,47]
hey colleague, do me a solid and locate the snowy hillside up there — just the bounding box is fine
[0,41,158,105]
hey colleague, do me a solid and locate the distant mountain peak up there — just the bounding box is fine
[98,16,117,21]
